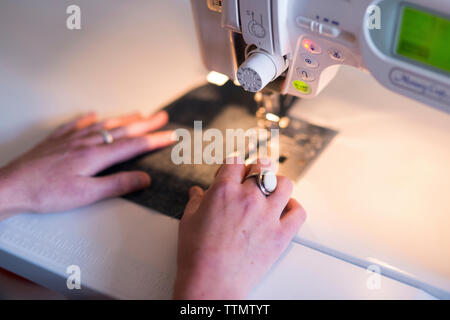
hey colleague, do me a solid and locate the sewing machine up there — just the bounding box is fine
[0,0,449,299]
[192,0,450,115]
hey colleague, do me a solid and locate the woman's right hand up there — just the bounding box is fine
[0,110,174,220]
[174,158,307,299]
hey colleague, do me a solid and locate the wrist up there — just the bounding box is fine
[173,267,248,300]
[0,166,31,221]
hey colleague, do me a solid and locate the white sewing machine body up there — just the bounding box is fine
[192,0,450,113]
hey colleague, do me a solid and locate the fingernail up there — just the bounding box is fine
[260,157,272,166]
[189,186,201,197]
[136,173,151,188]
[150,110,168,121]
[157,110,169,118]
[300,209,307,223]
[170,130,178,142]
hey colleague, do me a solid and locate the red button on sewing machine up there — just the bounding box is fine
[302,38,322,54]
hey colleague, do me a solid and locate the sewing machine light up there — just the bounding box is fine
[265,113,280,122]
[206,71,229,86]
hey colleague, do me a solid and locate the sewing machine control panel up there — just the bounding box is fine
[285,33,361,98]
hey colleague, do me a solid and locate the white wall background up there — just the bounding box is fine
[0,0,206,167]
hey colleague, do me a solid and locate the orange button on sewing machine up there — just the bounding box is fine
[302,38,322,54]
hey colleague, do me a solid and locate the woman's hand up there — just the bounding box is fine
[0,110,174,219]
[174,158,307,299]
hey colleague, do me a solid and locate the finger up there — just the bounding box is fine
[80,111,169,145]
[183,186,205,218]
[86,130,175,175]
[242,158,274,190]
[71,112,144,139]
[267,175,293,212]
[213,157,246,184]
[85,171,151,204]
[50,112,97,139]
[279,198,307,236]
[102,112,145,130]
[111,110,169,138]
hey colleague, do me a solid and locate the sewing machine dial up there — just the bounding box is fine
[237,67,263,92]
[237,50,288,93]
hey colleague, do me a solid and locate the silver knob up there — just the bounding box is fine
[237,50,287,92]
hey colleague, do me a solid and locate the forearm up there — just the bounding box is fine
[0,167,30,221]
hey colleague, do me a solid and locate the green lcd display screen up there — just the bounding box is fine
[396,6,450,73]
